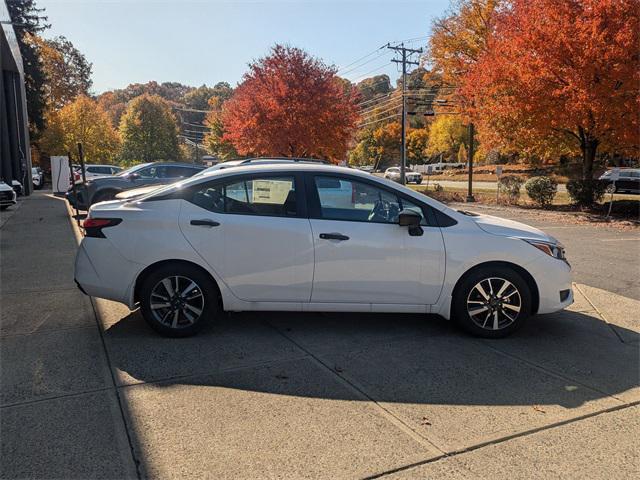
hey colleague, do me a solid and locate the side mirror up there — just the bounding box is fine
[398,209,424,236]
[128,173,140,180]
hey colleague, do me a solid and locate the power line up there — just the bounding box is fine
[359,97,402,116]
[338,50,391,76]
[336,45,387,74]
[359,102,403,120]
[357,113,401,128]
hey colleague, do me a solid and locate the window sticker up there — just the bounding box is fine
[251,179,293,204]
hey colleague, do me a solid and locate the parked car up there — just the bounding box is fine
[114,158,326,201]
[66,162,205,209]
[0,181,17,210]
[75,162,573,339]
[32,167,44,189]
[73,164,123,182]
[599,168,640,194]
[357,165,375,173]
[11,180,23,196]
[384,166,423,184]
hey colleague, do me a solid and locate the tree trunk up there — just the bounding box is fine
[578,127,599,204]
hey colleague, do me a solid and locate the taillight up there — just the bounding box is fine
[83,217,122,238]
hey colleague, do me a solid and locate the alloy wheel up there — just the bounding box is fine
[149,275,205,329]
[466,277,522,331]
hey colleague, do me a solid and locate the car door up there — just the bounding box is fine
[307,173,445,305]
[178,172,314,303]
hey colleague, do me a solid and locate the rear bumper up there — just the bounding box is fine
[74,238,140,305]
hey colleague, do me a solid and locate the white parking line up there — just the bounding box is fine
[599,238,639,242]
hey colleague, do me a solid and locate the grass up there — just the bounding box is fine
[408,183,639,222]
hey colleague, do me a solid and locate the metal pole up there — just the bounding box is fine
[77,143,87,185]
[67,152,80,225]
[466,123,475,202]
[400,46,407,185]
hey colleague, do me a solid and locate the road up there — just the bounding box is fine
[449,202,640,300]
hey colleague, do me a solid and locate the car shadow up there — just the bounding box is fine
[103,308,639,409]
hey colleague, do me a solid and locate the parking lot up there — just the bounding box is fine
[1,192,638,479]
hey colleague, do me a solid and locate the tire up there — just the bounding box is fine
[91,189,117,205]
[452,266,532,338]
[415,179,422,185]
[0,205,9,211]
[139,263,219,337]
[605,183,616,194]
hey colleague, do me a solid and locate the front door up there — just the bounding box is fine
[308,174,445,305]
[178,173,314,302]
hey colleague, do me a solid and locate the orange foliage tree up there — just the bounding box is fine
[463,0,639,180]
[222,45,360,161]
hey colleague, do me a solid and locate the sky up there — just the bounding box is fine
[37,0,451,94]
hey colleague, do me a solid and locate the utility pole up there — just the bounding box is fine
[388,43,422,185]
[466,122,475,202]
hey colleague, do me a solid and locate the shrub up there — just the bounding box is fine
[498,175,525,204]
[525,176,558,207]
[433,182,443,192]
[566,179,607,206]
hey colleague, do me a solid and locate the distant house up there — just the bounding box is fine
[0,1,33,194]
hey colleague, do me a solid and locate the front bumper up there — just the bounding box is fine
[525,255,574,314]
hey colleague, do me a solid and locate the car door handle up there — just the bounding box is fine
[190,219,220,227]
[319,233,349,241]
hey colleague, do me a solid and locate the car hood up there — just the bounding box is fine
[470,213,556,243]
[0,182,13,192]
[115,184,166,199]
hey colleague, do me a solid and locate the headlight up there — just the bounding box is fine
[524,239,566,261]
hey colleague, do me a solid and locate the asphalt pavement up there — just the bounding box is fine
[1,192,638,479]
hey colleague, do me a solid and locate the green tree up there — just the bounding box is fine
[119,94,180,163]
[7,0,49,137]
[202,97,239,161]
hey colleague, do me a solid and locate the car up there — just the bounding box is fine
[599,168,640,194]
[384,166,423,184]
[0,181,17,210]
[72,164,123,183]
[32,167,44,189]
[75,161,573,339]
[66,162,205,209]
[357,165,375,173]
[11,180,23,196]
[114,158,327,201]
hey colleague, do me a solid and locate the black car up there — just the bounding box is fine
[66,162,205,209]
[599,168,640,194]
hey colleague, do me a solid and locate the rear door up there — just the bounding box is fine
[178,172,314,302]
[307,173,445,305]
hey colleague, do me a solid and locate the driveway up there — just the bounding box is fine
[1,192,638,479]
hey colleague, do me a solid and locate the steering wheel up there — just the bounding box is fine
[368,199,392,222]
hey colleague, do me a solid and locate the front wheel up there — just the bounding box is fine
[452,266,531,338]
[605,183,616,194]
[139,263,219,337]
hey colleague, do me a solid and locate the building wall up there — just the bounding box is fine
[0,0,33,194]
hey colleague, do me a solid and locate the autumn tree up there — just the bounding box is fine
[428,0,499,84]
[464,0,640,197]
[39,95,119,162]
[426,116,467,160]
[203,97,239,160]
[119,94,180,163]
[37,35,92,110]
[372,122,402,168]
[222,45,359,161]
[407,129,430,164]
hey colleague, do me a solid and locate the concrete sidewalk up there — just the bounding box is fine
[1,192,638,479]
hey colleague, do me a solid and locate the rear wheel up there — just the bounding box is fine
[452,266,531,338]
[605,183,616,194]
[139,263,219,337]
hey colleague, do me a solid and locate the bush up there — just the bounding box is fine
[566,179,607,206]
[498,175,525,204]
[525,176,558,207]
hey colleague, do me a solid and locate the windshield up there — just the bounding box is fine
[116,163,153,176]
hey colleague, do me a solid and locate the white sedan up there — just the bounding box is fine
[75,162,572,338]
[384,167,423,184]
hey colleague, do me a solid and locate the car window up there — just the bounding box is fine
[136,167,157,178]
[190,176,297,217]
[162,166,196,178]
[314,176,425,224]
